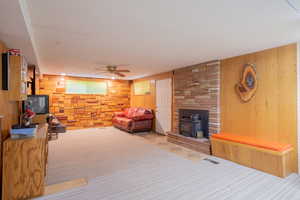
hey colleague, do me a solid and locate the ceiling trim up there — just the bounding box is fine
[18,0,41,72]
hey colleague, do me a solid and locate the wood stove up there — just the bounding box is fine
[179,109,209,138]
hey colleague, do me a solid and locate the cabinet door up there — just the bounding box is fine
[0,117,2,199]
[20,57,28,97]
[9,55,27,101]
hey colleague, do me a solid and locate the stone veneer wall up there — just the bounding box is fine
[39,75,130,129]
[173,60,220,136]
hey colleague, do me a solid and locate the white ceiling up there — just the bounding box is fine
[0,0,37,66]
[2,0,300,79]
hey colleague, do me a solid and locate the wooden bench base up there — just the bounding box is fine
[211,138,293,177]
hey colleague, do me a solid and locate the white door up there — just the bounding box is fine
[155,78,172,134]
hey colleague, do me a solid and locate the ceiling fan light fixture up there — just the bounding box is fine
[95,65,130,77]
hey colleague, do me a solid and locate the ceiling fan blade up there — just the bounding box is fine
[115,69,130,73]
[115,72,126,77]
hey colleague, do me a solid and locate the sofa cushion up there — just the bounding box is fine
[124,107,138,119]
[211,133,292,152]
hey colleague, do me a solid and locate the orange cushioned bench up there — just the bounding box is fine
[211,133,291,152]
[211,133,293,178]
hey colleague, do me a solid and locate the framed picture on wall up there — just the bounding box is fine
[134,80,150,95]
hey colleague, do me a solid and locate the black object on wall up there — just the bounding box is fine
[32,66,36,95]
[2,53,9,90]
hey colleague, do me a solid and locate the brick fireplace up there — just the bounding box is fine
[172,60,221,137]
[168,60,220,154]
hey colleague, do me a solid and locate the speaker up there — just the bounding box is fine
[2,53,9,90]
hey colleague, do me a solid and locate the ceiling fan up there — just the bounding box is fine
[95,65,131,77]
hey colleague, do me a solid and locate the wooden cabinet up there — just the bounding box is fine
[2,124,48,200]
[0,116,3,199]
[9,55,27,101]
[211,138,293,178]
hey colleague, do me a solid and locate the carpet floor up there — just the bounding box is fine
[39,127,300,200]
[46,127,183,185]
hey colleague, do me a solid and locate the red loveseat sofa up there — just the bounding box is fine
[112,107,154,133]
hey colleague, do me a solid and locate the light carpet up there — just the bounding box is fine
[46,127,177,185]
[40,127,300,200]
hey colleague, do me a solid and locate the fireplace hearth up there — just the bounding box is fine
[179,109,209,139]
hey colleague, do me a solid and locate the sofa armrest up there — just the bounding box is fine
[114,112,125,117]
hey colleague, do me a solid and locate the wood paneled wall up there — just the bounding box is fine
[0,41,19,139]
[130,72,173,110]
[221,43,298,172]
[39,75,130,129]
